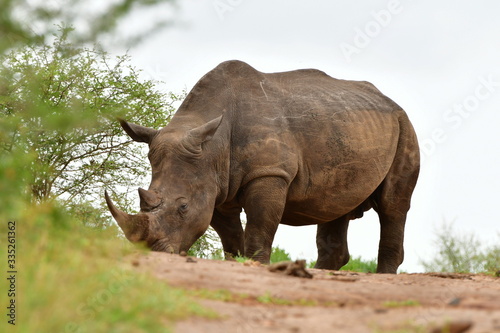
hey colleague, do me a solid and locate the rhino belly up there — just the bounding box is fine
[282,159,388,226]
[281,112,399,226]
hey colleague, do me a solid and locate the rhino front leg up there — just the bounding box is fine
[241,177,288,263]
[314,216,350,270]
[210,206,244,260]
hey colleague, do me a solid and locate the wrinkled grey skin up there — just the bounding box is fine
[105,60,419,274]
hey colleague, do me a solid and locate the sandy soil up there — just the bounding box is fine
[130,252,500,333]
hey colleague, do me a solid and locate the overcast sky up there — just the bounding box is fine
[122,0,500,272]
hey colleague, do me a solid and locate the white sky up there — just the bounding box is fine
[120,0,500,272]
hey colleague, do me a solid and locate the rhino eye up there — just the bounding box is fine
[179,203,188,212]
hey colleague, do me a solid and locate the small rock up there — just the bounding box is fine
[131,259,140,267]
[431,320,473,333]
[448,297,461,306]
[186,257,197,263]
[179,251,187,257]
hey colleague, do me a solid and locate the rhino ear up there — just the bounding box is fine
[119,119,158,144]
[183,116,223,156]
[187,116,223,144]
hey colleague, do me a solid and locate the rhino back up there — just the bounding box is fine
[222,63,404,223]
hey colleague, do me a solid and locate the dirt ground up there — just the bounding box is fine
[130,252,500,333]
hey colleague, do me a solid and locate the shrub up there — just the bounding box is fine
[340,256,378,273]
[270,246,292,263]
[420,223,500,274]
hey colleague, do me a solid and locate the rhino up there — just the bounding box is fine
[105,60,419,274]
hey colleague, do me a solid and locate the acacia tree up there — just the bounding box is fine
[0,28,183,226]
[0,0,177,53]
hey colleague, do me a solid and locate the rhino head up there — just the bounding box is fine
[105,116,223,254]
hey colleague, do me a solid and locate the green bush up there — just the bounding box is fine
[270,246,292,263]
[420,223,500,274]
[340,256,378,273]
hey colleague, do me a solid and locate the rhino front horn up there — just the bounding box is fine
[105,190,149,242]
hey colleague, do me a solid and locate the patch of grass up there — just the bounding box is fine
[188,288,249,303]
[256,292,318,306]
[308,256,378,272]
[373,327,427,333]
[233,246,292,265]
[308,260,317,268]
[341,256,378,273]
[372,320,427,333]
[188,288,321,307]
[234,255,252,263]
[383,299,421,308]
[257,292,294,305]
[7,203,216,333]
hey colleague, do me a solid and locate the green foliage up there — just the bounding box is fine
[256,292,317,306]
[0,202,215,332]
[420,224,500,274]
[270,246,292,263]
[234,255,252,264]
[340,256,378,273]
[0,0,178,53]
[188,227,224,260]
[1,28,184,222]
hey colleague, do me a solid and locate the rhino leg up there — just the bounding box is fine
[373,115,419,274]
[374,174,417,273]
[241,177,289,263]
[314,216,350,270]
[210,206,244,260]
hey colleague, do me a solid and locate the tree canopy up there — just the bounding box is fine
[0,0,177,53]
[0,27,183,226]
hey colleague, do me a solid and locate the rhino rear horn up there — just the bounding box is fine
[118,119,158,144]
[105,190,149,242]
[138,188,162,211]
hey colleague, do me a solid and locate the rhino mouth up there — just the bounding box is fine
[150,238,178,254]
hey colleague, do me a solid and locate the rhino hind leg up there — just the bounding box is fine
[314,216,350,270]
[373,114,420,274]
[374,196,411,274]
[210,207,244,260]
